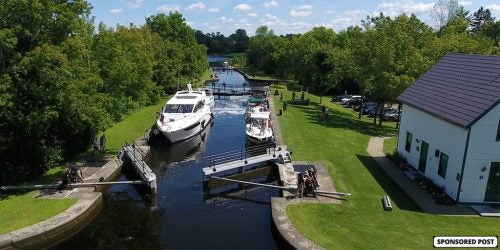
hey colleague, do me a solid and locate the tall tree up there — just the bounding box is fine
[430,0,461,29]
[470,7,494,33]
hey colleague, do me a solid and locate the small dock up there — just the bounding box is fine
[202,144,291,181]
[120,144,157,195]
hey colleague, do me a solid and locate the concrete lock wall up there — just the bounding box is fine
[0,156,124,249]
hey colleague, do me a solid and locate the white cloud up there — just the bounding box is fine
[219,16,234,23]
[186,2,206,11]
[208,8,220,13]
[109,8,123,14]
[156,4,180,13]
[330,10,366,31]
[459,1,472,6]
[248,12,258,17]
[290,5,313,17]
[266,14,278,20]
[486,4,500,12]
[234,4,252,12]
[186,21,195,27]
[378,1,434,15]
[264,1,279,8]
[126,0,144,9]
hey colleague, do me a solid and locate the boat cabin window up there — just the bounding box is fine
[193,101,204,113]
[252,118,265,128]
[164,104,193,113]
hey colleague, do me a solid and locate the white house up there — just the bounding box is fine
[396,53,500,203]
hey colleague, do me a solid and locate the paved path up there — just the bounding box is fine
[367,137,476,216]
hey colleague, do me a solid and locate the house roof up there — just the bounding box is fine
[397,53,500,128]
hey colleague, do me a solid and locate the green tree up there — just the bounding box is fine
[146,12,208,90]
[470,7,495,33]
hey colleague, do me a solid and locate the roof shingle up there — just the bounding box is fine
[397,53,500,128]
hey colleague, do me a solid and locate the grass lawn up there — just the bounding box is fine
[273,89,499,249]
[0,166,77,234]
[104,98,166,154]
[383,136,398,155]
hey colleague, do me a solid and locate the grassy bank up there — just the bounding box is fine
[0,166,77,234]
[272,89,499,249]
[105,98,166,153]
[0,98,167,234]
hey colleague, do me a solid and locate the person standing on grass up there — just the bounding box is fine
[321,105,326,119]
[325,107,329,120]
[100,133,106,153]
[93,136,99,155]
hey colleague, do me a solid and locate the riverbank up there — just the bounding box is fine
[0,97,165,248]
[0,157,122,249]
[272,89,499,249]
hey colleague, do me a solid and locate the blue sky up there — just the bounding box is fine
[87,0,500,36]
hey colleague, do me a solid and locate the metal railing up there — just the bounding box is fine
[204,143,276,169]
[124,142,150,179]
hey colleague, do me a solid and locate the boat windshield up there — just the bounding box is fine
[251,118,266,128]
[164,104,193,113]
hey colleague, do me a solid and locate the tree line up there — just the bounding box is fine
[246,2,500,125]
[0,0,207,184]
[195,29,249,54]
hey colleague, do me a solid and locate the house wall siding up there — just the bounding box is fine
[460,103,500,202]
[397,104,468,200]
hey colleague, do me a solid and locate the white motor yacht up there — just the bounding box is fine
[245,109,274,144]
[153,84,215,143]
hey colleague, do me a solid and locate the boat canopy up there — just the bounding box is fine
[248,97,264,104]
[250,112,270,119]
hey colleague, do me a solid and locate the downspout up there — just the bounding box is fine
[456,128,471,202]
[396,103,403,150]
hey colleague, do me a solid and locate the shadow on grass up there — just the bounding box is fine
[290,101,397,137]
[355,154,422,213]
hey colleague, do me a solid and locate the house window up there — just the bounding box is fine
[496,120,500,141]
[438,153,448,178]
[405,131,412,152]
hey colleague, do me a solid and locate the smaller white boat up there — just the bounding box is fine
[153,84,214,143]
[245,110,274,144]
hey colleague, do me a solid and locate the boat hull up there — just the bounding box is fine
[245,130,274,145]
[155,113,213,143]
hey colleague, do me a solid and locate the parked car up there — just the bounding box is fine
[331,95,350,102]
[383,108,401,121]
[343,95,362,105]
[361,102,377,113]
[340,95,353,104]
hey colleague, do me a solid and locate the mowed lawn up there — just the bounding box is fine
[105,97,167,153]
[274,90,499,249]
[0,98,167,235]
[0,167,76,234]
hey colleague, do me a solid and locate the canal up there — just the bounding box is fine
[54,63,281,249]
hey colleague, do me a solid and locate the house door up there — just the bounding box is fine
[418,141,429,174]
[484,162,500,202]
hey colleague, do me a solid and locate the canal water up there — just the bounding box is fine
[54,64,280,249]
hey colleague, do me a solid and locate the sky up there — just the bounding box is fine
[87,0,500,36]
